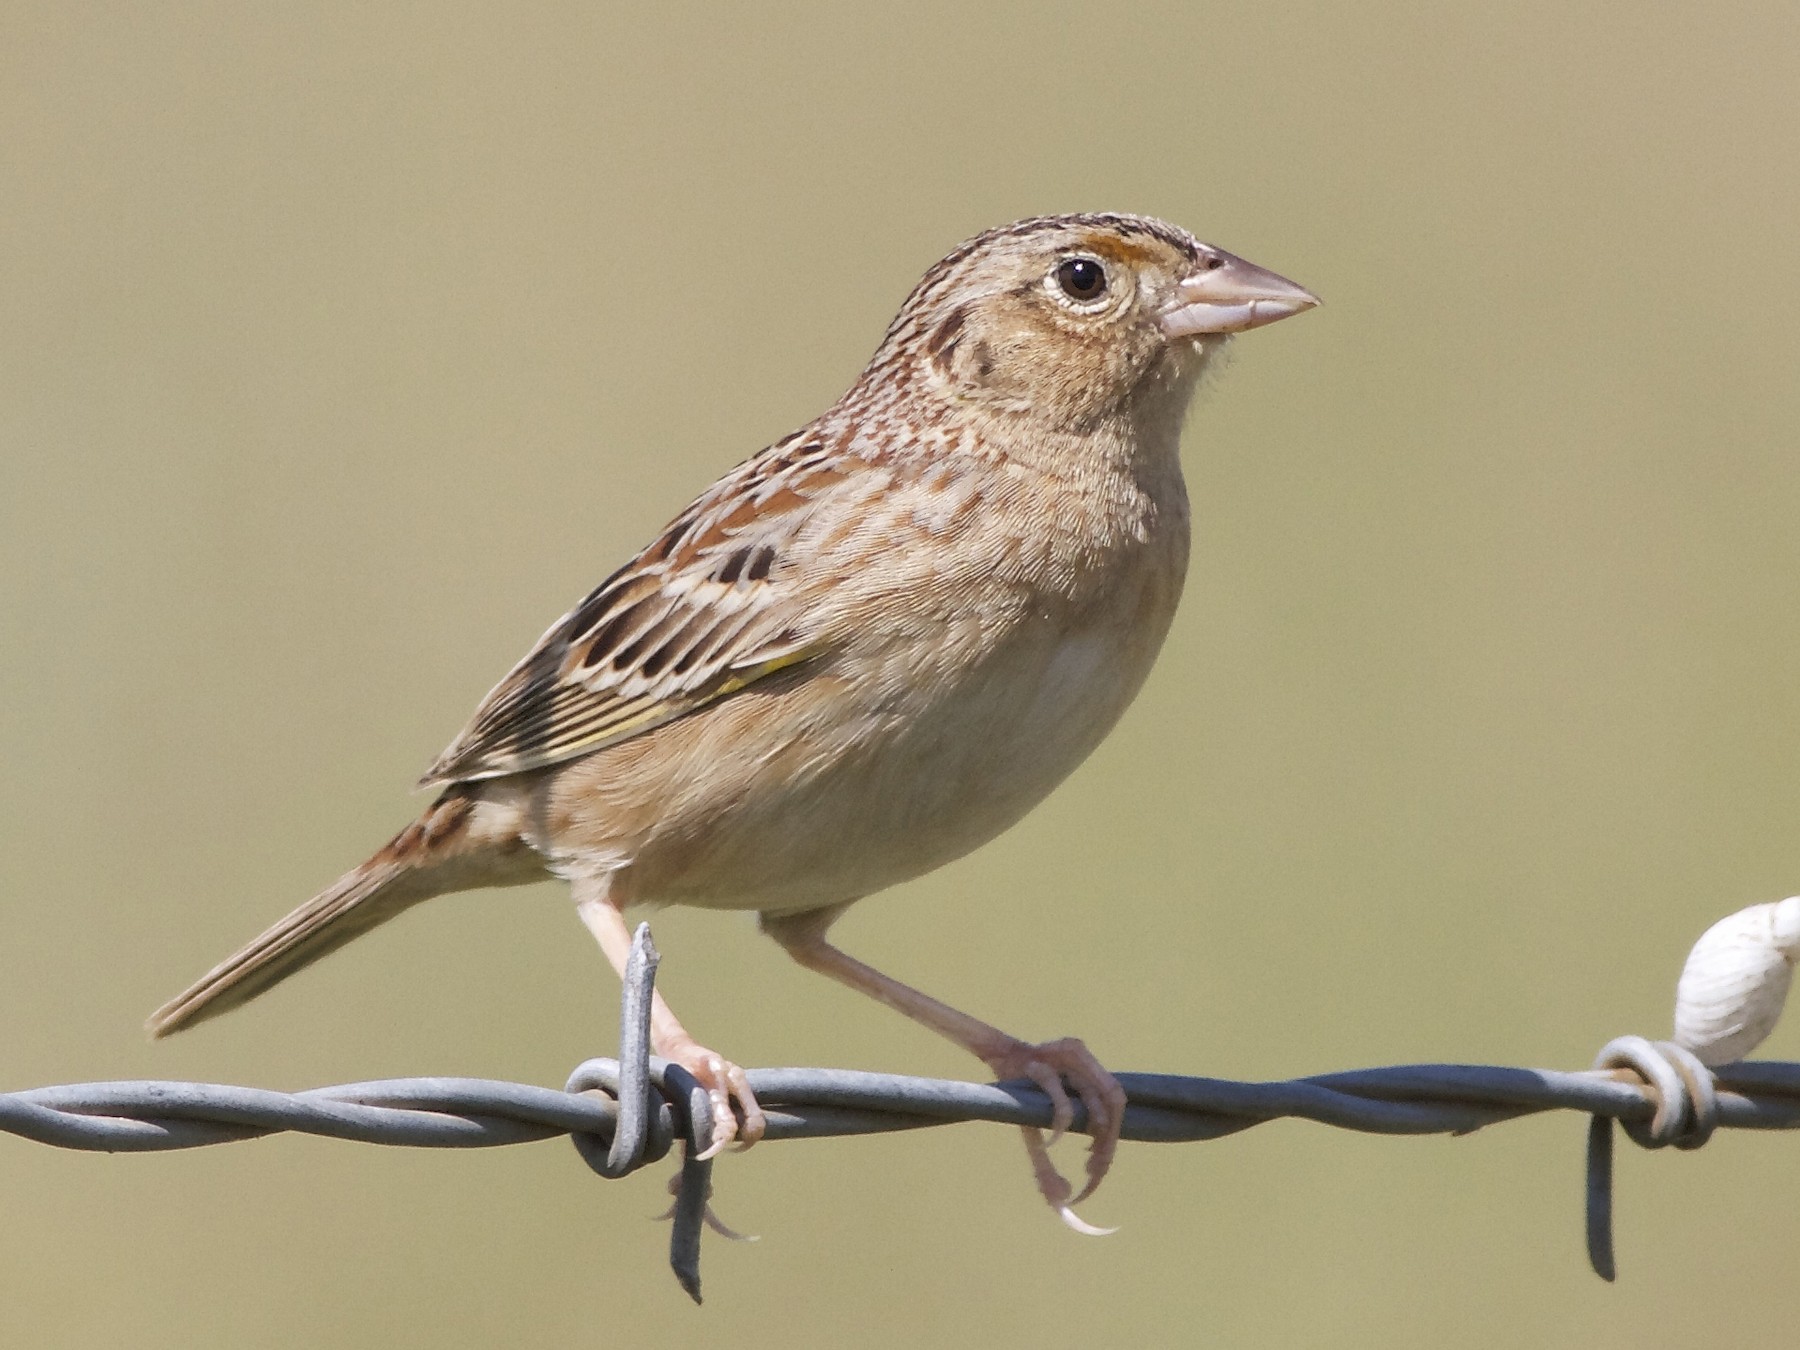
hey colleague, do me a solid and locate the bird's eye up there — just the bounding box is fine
[1055,257,1108,303]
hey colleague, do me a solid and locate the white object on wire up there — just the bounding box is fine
[1672,896,1800,1066]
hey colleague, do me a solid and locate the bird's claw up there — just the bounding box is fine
[1020,1060,1076,1146]
[658,1039,766,1158]
[653,1169,759,1241]
[985,1035,1127,1228]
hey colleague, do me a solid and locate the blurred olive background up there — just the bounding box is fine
[4,2,1799,1344]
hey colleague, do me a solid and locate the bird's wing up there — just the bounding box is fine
[420,436,854,786]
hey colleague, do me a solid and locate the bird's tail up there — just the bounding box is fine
[146,790,531,1037]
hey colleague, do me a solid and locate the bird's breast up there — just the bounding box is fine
[605,483,1188,912]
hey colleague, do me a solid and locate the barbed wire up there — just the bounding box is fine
[6,925,1796,1302]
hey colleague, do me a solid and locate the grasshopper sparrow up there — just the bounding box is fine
[149,213,1317,1226]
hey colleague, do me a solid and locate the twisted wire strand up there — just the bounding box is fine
[7,928,1793,1300]
[12,1059,1800,1153]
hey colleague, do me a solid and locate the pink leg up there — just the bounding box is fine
[573,878,765,1158]
[760,905,1125,1232]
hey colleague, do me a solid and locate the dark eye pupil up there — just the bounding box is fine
[1057,258,1106,301]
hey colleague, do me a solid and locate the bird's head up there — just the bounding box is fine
[868,213,1318,435]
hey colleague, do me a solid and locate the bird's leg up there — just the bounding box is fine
[760,905,1126,1230]
[573,877,765,1158]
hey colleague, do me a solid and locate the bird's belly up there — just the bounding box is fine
[626,610,1172,914]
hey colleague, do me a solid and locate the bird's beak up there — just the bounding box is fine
[1158,251,1320,338]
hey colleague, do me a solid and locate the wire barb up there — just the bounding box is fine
[561,923,714,1300]
[1582,1036,1723,1281]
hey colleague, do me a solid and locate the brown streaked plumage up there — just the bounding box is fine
[148,213,1318,1227]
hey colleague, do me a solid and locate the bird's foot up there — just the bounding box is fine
[982,1035,1126,1234]
[658,1035,766,1160]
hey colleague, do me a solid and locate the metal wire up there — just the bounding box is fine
[7,926,1796,1302]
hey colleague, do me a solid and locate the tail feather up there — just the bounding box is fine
[147,792,524,1037]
